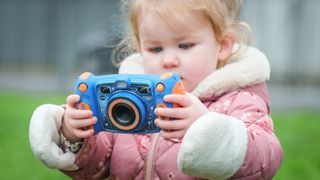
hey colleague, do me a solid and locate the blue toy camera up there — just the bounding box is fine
[75,72,185,134]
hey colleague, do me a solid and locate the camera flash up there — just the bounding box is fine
[116,81,128,89]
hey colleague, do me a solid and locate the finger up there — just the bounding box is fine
[69,117,97,129]
[67,107,93,119]
[73,128,94,139]
[92,165,106,180]
[160,129,185,140]
[164,94,191,107]
[154,118,188,130]
[154,107,187,119]
[66,94,80,108]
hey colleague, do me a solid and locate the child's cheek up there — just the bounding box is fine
[143,60,162,74]
[182,78,197,92]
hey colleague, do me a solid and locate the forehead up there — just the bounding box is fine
[138,8,209,34]
[137,0,209,32]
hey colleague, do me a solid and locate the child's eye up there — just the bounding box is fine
[178,43,195,49]
[149,47,163,53]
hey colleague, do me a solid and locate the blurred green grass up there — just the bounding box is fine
[0,92,67,179]
[272,110,320,180]
[0,91,319,179]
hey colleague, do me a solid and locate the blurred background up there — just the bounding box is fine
[0,0,319,179]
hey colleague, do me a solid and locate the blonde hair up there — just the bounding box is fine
[112,0,251,66]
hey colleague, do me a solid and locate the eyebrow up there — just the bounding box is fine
[142,34,199,45]
[174,35,198,42]
[142,39,161,45]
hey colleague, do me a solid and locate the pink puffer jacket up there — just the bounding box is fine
[62,82,282,180]
[29,46,283,180]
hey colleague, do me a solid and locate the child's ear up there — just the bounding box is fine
[217,33,235,61]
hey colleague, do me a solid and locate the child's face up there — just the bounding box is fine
[138,12,223,92]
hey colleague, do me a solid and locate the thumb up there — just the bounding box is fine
[66,94,80,108]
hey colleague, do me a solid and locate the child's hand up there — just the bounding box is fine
[154,93,209,140]
[61,94,97,143]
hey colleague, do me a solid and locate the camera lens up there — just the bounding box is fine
[107,94,146,131]
[112,103,136,126]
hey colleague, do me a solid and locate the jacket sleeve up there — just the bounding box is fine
[61,132,115,179]
[178,91,283,180]
[29,104,115,179]
[227,91,283,179]
[29,104,78,171]
[177,111,248,180]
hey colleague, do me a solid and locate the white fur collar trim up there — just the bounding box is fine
[118,46,270,98]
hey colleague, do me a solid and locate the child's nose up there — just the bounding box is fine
[162,55,179,69]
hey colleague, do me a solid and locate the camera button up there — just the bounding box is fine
[156,83,165,92]
[78,102,90,110]
[78,83,88,92]
[99,95,106,100]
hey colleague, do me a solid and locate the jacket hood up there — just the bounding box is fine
[119,45,270,99]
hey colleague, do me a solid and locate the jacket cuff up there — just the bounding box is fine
[178,112,247,180]
[29,104,78,171]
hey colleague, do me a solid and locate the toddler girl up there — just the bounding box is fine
[29,0,283,179]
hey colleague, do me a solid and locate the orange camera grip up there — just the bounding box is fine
[156,104,170,121]
[172,81,186,108]
[156,81,185,133]
[78,102,94,131]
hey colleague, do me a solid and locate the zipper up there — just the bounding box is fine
[145,133,161,180]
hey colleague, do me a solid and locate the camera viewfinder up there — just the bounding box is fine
[100,86,111,94]
[138,85,150,94]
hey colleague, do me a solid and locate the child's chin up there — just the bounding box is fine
[184,83,194,92]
